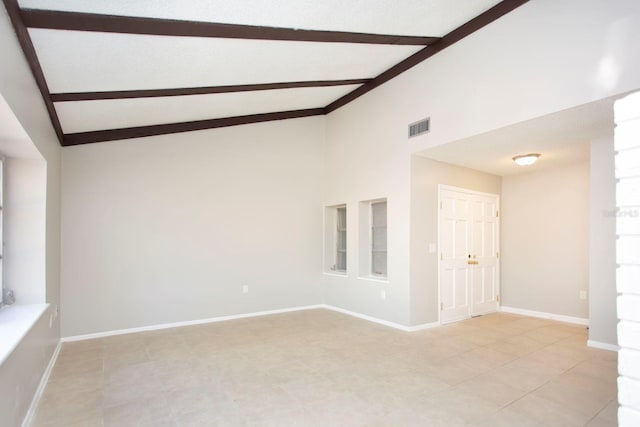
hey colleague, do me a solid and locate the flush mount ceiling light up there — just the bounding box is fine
[512,153,541,166]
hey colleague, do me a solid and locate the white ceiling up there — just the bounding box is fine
[56,85,361,133]
[29,30,421,92]
[417,97,617,176]
[13,0,508,141]
[19,0,502,36]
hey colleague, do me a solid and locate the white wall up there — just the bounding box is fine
[323,91,411,326]
[323,0,639,326]
[61,117,325,337]
[410,156,501,325]
[0,4,62,426]
[589,136,618,346]
[0,0,637,422]
[501,161,590,319]
[404,0,640,153]
[4,158,47,304]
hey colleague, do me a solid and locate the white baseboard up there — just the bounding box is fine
[62,304,441,342]
[405,322,441,332]
[22,340,62,427]
[320,304,439,332]
[60,304,595,344]
[61,305,325,342]
[587,340,620,352]
[23,304,606,427]
[500,306,589,326]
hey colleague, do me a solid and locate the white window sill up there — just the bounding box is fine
[323,271,348,278]
[358,276,389,284]
[0,303,49,366]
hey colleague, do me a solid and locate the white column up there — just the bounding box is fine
[615,91,640,426]
[589,136,617,348]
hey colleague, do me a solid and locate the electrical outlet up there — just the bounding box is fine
[579,290,588,300]
[242,285,249,294]
[54,305,59,319]
[380,290,386,300]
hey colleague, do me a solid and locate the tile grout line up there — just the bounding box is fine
[32,311,614,427]
[497,330,606,425]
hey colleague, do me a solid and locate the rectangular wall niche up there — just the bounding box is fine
[359,198,388,279]
[324,204,347,274]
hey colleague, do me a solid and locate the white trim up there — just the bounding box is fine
[22,340,62,427]
[441,315,471,325]
[323,272,348,278]
[320,304,439,332]
[62,305,324,342]
[438,184,501,198]
[58,303,592,346]
[10,304,616,427]
[63,304,441,342]
[500,306,589,326]
[437,187,442,325]
[356,276,389,284]
[587,340,620,352]
[405,321,441,332]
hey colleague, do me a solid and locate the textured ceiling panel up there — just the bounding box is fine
[7,0,527,144]
[56,85,361,133]
[19,0,503,37]
[30,29,422,92]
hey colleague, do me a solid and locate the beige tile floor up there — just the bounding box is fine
[31,310,618,427]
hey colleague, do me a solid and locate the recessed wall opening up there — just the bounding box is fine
[0,94,48,307]
[359,198,388,280]
[415,97,619,340]
[324,204,347,275]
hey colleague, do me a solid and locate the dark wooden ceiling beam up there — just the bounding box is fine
[21,9,440,46]
[2,0,64,143]
[325,0,530,113]
[7,1,528,145]
[51,79,371,102]
[62,108,325,146]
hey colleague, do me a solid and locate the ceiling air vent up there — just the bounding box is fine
[408,117,430,138]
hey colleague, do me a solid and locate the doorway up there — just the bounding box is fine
[438,185,500,324]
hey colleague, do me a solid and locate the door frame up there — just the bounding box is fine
[437,184,501,325]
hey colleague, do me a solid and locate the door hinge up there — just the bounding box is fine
[496,251,499,259]
[440,201,443,209]
[497,295,500,302]
[496,210,499,218]
[440,302,444,310]
[440,253,444,261]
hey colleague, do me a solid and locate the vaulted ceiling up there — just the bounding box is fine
[3,0,528,146]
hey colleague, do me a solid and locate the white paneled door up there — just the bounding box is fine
[439,186,500,324]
